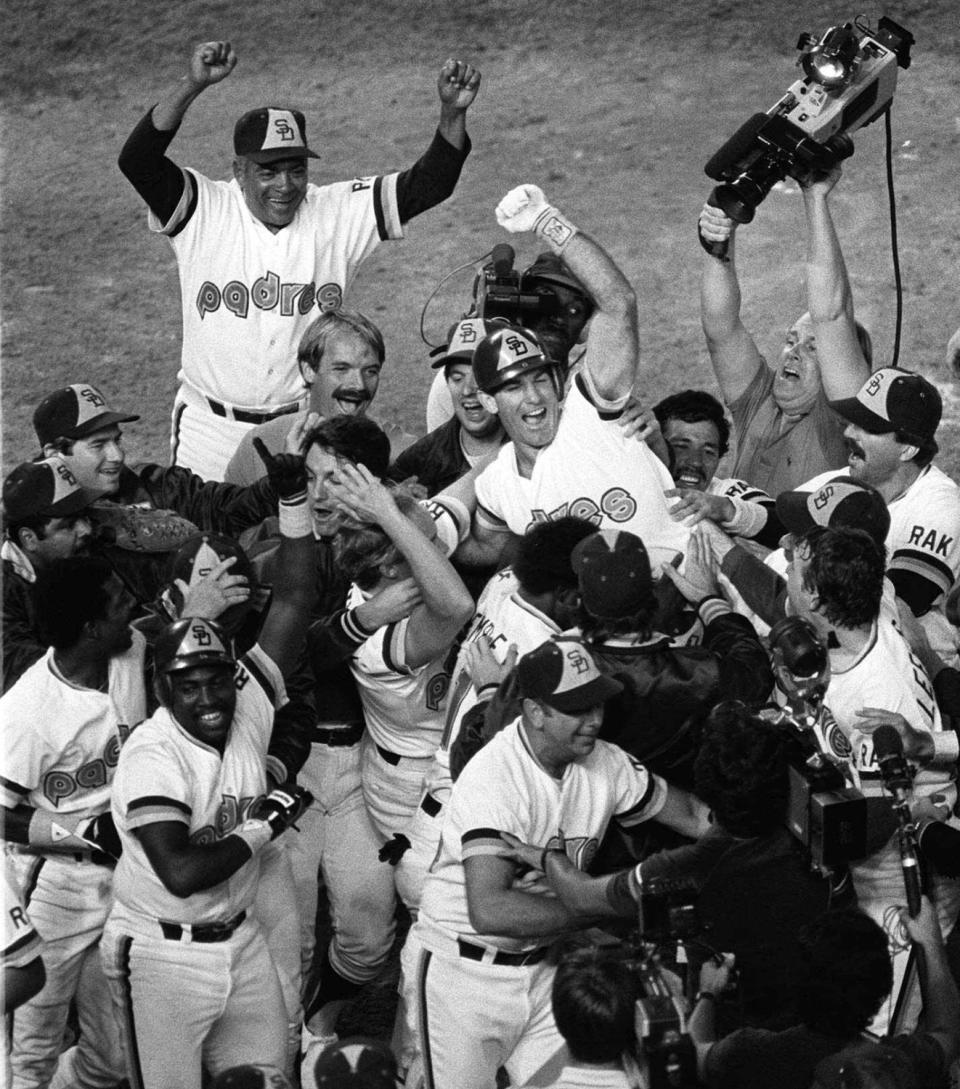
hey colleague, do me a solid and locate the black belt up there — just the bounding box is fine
[159,911,246,943]
[457,938,548,967]
[420,792,442,818]
[376,744,403,766]
[207,398,300,426]
[313,722,364,747]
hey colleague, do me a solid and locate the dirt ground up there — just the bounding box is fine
[3,1,960,477]
[4,0,960,1056]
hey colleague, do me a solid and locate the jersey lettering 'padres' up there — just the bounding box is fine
[418,719,667,953]
[346,583,452,758]
[110,644,286,924]
[154,169,403,409]
[0,633,147,819]
[801,465,960,663]
[475,374,689,559]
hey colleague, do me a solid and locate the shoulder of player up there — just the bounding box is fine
[0,648,57,706]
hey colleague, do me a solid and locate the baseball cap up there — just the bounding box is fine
[775,476,891,547]
[234,107,319,164]
[571,530,654,621]
[154,617,236,676]
[311,1037,398,1089]
[429,317,499,369]
[523,252,591,302]
[829,367,942,443]
[2,458,92,524]
[517,636,622,714]
[33,384,139,448]
[210,1066,291,1089]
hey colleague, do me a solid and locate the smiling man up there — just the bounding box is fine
[225,309,415,485]
[119,40,480,479]
[698,165,872,495]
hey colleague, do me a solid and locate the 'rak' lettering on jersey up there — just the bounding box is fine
[196,275,343,320]
[907,525,954,557]
[527,487,639,531]
[42,729,129,807]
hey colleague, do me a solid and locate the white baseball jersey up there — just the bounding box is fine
[154,169,403,409]
[800,466,960,663]
[418,718,667,953]
[0,633,147,820]
[3,863,41,970]
[475,375,689,560]
[345,584,453,758]
[817,613,954,804]
[423,568,561,800]
[110,644,286,924]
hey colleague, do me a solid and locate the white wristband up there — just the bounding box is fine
[533,206,578,253]
[230,819,273,856]
[278,493,312,538]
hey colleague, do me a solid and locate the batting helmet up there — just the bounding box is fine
[164,533,263,631]
[471,323,560,396]
[210,1066,290,1089]
[154,617,236,677]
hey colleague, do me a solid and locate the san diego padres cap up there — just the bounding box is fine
[518,636,622,714]
[33,384,139,447]
[2,457,92,523]
[775,476,890,547]
[154,617,236,676]
[829,367,942,443]
[311,1036,398,1089]
[234,107,319,163]
[571,530,655,621]
[429,317,501,369]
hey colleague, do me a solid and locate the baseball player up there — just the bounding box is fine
[99,447,315,1089]
[328,464,473,876]
[455,185,689,570]
[0,556,144,1089]
[4,863,46,1088]
[783,525,960,1032]
[407,636,708,1089]
[119,41,481,479]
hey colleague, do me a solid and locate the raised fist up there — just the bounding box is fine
[253,438,307,500]
[189,41,237,88]
[437,59,482,110]
[495,185,551,234]
[253,785,313,840]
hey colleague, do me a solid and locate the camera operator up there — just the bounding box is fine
[690,898,960,1089]
[699,165,872,495]
[784,525,960,1029]
[423,252,594,431]
[503,702,843,1033]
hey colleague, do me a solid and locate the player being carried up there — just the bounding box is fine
[450,184,689,572]
[119,40,481,480]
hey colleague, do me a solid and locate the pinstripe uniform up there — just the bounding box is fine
[101,644,288,1089]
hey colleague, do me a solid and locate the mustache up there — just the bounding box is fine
[845,437,866,458]
[332,387,372,403]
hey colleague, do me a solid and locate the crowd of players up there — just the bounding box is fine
[4,37,960,1089]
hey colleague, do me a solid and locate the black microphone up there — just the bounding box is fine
[873,724,923,917]
[491,243,515,279]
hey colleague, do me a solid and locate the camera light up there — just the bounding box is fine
[801,23,859,90]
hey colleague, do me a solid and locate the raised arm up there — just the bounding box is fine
[328,464,474,669]
[118,41,236,225]
[698,204,765,405]
[495,185,638,403]
[801,165,871,399]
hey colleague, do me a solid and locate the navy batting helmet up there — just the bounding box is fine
[471,323,560,396]
[154,617,236,677]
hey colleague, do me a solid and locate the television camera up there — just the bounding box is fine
[702,15,914,255]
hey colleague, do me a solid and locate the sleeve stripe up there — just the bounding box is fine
[373,172,402,239]
[0,775,30,797]
[373,175,387,240]
[615,775,659,826]
[574,373,629,418]
[889,548,955,594]
[128,795,191,817]
[341,608,371,645]
[462,827,505,845]
[382,622,409,674]
[240,652,277,708]
[127,805,191,829]
[475,502,509,531]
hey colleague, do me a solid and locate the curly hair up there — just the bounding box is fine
[799,526,886,629]
[693,702,789,837]
[795,908,892,1036]
[512,516,597,596]
[33,556,115,649]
